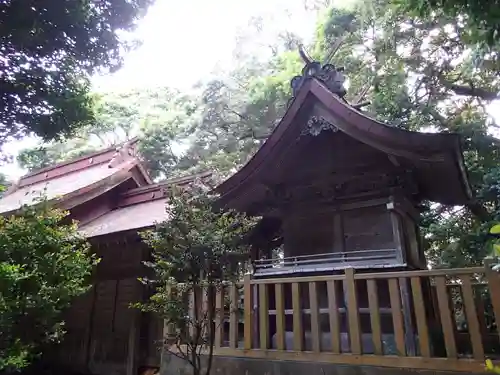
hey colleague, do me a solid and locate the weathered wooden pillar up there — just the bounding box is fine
[243,274,253,350]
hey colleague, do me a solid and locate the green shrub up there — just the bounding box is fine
[0,203,98,371]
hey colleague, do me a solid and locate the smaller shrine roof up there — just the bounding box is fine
[79,171,212,238]
[0,139,149,215]
[79,198,168,238]
[0,161,131,214]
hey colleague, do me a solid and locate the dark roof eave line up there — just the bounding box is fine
[85,226,152,240]
[62,170,135,211]
[310,81,462,157]
[216,83,313,196]
[216,78,473,206]
[22,137,141,180]
[124,170,213,197]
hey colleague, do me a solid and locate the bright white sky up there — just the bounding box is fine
[1,0,321,179]
[94,0,319,91]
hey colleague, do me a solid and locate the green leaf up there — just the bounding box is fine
[491,224,500,234]
[493,244,500,256]
[0,200,96,371]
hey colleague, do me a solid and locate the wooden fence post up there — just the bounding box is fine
[229,283,239,349]
[344,267,361,354]
[485,258,500,343]
[243,274,253,350]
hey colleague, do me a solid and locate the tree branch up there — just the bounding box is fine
[325,35,347,64]
[224,107,248,121]
[166,343,195,369]
[441,81,500,101]
[469,201,492,222]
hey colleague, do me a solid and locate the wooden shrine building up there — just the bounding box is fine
[217,58,473,274]
[202,53,499,374]
[0,142,210,375]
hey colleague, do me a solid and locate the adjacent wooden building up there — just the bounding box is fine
[0,141,210,375]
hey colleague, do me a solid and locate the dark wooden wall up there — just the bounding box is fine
[51,236,162,375]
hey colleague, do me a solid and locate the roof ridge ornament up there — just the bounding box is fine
[290,45,347,102]
[108,140,135,168]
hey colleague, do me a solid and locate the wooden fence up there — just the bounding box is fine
[203,262,500,373]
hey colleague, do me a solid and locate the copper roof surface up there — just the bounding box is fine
[0,160,137,214]
[78,171,213,238]
[78,198,168,238]
[0,138,152,215]
[18,137,140,185]
[0,145,211,237]
[217,77,473,207]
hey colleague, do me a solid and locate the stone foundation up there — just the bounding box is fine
[160,353,484,375]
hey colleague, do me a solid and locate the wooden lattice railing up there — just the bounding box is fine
[200,262,500,372]
[253,248,403,276]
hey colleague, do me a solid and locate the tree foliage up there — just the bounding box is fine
[0,203,98,371]
[137,180,257,375]
[17,87,197,180]
[0,0,154,145]
[0,173,8,197]
[393,0,500,47]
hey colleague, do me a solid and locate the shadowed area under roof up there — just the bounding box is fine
[78,198,168,238]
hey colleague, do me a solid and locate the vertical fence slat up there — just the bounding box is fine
[163,284,175,339]
[388,278,406,356]
[202,286,210,341]
[244,275,253,350]
[229,283,238,349]
[446,285,457,344]
[259,284,269,349]
[309,282,320,352]
[410,277,431,357]
[214,286,223,348]
[327,280,341,353]
[485,260,500,344]
[292,282,303,351]
[367,279,383,355]
[435,276,457,358]
[399,277,416,356]
[474,284,488,337]
[344,268,361,355]
[275,283,286,350]
[229,284,239,349]
[189,288,196,337]
[461,276,485,360]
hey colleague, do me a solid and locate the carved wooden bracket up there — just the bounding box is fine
[302,116,339,137]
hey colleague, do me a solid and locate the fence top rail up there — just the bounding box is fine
[247,266,486,284]
[353,266,485,279]
[254,248,397,263]
[165,280,244,288]
[250,274,346,284]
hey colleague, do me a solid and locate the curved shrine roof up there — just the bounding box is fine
[0,140,148,215]
[217,77,473,209]
[0,160,137,214]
